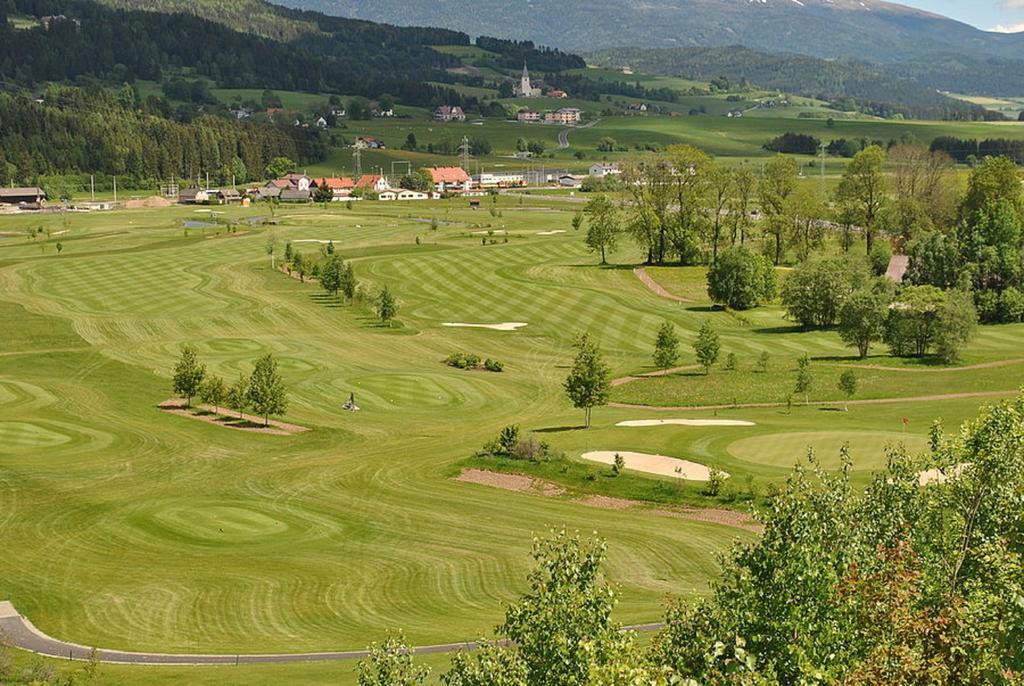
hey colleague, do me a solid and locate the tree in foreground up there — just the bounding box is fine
[706,246,776,310]
[246,354,287,426]
[582,195,621,265]
[693,322,720,375]
[376,285,398,323]
[563,332,611,428]
[172,344,205,408]
[653,322,680,370]
[199,374,226,414]
[838,370,858,411]
[357,631,429,686]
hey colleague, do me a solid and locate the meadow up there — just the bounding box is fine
[1,196,1022,684]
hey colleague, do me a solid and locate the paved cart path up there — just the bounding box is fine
[0,602,662,665]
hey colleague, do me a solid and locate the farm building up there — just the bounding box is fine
[0,187,46,206]
[425,167,472,193]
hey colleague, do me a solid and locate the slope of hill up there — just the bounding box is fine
[274,0,1024,67]
[584,46,1002,119]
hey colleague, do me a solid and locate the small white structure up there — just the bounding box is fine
[378,191,398,201]
[396,189,429,200]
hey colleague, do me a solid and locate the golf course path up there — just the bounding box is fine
[610,390,1017,413]
[634,268,690,302]
[612,364,702,387]
[0,602,662,665]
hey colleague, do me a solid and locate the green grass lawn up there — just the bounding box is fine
[1,197,1019,683]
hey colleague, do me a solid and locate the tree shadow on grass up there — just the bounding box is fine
[819,407,843,413]
[534,425,587,433]
[752,325,807,335]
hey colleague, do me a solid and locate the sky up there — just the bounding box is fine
[897,0,1024,33]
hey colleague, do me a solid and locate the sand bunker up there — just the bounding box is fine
[443,322,528,331]
[918,463,971,486]
[292,239,332,244]
[617,419,755,428]
[471,230,508,236]
[582,451,727,482]
[536,230,566,236]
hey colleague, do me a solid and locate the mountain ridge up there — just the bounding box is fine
[268,0,1024,66]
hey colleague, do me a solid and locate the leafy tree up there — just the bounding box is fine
[571,211,584,233]
[782,254,868,328]
[905,231,960,289]
[247,354,288,426]
[564,332,611,428]
[653,322,680,370]
[376,286,398,323]
[172,345,205,407]
[693,322,720,375]
[199,374,226,413]
[868,241,892,277]
[226,373,249,419]
[319,254,345,299]
[758,351,770,373]
[835,145,888,254]
[341,263,358,301]
[292,252,308,283]
[838,370,858,411]
[958,154,1024,225]
[314,183,333,205]
[838,286,890,359]
[402,132,418,151]
[884,285,954,358]
[582,195,620,264]
[358,632,429,686]
[498,530,621,686]
[265,156,295,180]
[758,155,798,265]
[934,290,977,363]
[785,185,827,262]
[706,246,777,310]
[442,642,529,686]
[794,354,813,404]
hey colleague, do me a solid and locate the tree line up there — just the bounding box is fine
[172,345,288,426]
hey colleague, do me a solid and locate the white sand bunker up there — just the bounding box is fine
[292,239,332,244]
[536,230,566,236]
[582,451,727,482]
[617,419,756,428]
[443,322,528,331]
[918,463,971,486]
[472,230,508,235]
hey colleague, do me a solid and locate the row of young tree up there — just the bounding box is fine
[357,393,1024,685]
[171,345,288,426]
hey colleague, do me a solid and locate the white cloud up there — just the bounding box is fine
[989,22,1024,32]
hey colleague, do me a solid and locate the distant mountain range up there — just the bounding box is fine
[272,0,1024,73]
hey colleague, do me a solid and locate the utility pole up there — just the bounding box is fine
[90,175,95,202]
[459,135,471,172]
[113,176,117,203]
[819,142,826,192]
[353,146,362,178]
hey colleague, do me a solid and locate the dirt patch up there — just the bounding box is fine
[124,196,173,209]
[158,400,309,436]
[456,468,565,496]
[634,268,689,303]
[455,469,758,532]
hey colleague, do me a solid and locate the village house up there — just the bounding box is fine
[354,137,386,150]
[434,106,467,122]
[177,188,209,205]
[425,167,472,194]
[231,107,253,120]
[545,108,582,125]
[726,110,744,118]
[315,116,329,129]
[355,175,392,194]
[377,191,398,201]
[213,189,243,204]
[476,171,527,189]
[395,189,430,201]
[546,90,568,99]
[516,109,541,123]
[279,188,312,203]
[558,174,585,188]
[280,174,312,191]
[0,187,47,206]
[311,177,356,201]
[589,162,621,178]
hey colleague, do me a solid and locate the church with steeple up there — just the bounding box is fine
[513,63,542,98]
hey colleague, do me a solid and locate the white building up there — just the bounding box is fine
[545,108,582,125]
[396,189,429,200]
[513,63,542,98]
[589,163,621,178]
[476,171,526,189]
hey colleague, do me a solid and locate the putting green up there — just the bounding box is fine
[727,431,931,471]
[0,421,73,451]
[142,503,295,545]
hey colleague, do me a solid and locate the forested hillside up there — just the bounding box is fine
[586,46,1000,121]
[0,85,326,189]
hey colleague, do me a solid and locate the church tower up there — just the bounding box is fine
[514,62,541,98]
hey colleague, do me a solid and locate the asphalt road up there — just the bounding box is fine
[0,601,663,665]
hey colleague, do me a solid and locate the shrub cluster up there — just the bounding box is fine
[445,352,503,372]
[478,425,556,462]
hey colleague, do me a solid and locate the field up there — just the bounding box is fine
[2,196,1022,684]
